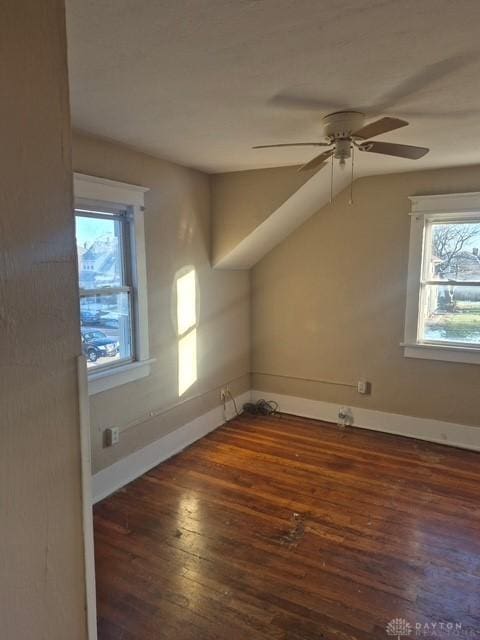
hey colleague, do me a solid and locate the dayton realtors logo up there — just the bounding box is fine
[386,618,469,638]
[386,618,413,639]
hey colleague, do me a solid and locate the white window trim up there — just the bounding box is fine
[74,173,154,394]
[403,191,480,365]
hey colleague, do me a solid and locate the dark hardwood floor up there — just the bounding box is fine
[94,413,480,640]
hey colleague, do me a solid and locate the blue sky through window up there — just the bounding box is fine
[75,216,114,248]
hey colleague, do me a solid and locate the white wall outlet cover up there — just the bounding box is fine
[105,427,120,447]
[357,380,370,394]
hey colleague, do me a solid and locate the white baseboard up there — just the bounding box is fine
[92,390,251,503]
[93,388,480,503]
[252,389,480,452]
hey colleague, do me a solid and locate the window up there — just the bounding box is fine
[403,192,480,364]
[74,174,152,393]
[76,207,133,369]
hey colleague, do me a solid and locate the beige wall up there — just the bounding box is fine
[211,165,310,265]
[72,133,250,473]
[0,2,87,639]
[252,165,480,427]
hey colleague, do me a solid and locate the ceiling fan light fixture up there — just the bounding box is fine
[333,138,351,166]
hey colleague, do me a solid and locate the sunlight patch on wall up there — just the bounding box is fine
[177,270,196,335]
[176,268,198,396]
[178,329,197,396]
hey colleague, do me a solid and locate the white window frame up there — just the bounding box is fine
[403,191,480,365]
[74,173,154,394]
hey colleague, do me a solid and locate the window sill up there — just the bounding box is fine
[401,342,480,365]
[88,358,155,395]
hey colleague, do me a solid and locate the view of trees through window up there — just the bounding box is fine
[422,221,480,345]
[76,211,133,369]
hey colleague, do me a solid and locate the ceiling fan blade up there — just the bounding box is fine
[358,140,429,159]
[253,142,329,149]
[299,149,334,172]
[352,117,408,139]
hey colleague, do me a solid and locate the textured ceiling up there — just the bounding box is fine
[66,0,480,174]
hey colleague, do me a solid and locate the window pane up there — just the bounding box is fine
[427,222,480,281]
[80,292,132,368]
[176,270,196,335]
[421,284,480,345]
[75,214,125,289]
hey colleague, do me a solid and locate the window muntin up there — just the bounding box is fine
[75,208,134,370]
[419,218,480,347]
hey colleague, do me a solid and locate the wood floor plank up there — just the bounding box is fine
[94,413,480,639]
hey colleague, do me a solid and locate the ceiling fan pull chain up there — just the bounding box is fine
[349,144,355,205]
[330,152,334,203]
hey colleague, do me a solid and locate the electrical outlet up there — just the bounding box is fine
[105,427,120,447]
[357,380,370,395]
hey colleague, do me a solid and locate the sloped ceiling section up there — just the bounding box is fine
[211,165,312,266]
[212,166,351,269]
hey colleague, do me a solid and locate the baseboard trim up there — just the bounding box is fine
[92,390,251,503]
[252,389,480,452]
[93,389,480,503]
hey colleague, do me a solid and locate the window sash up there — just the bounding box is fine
[418,282,480,349]
[76,208,136,372]
[75,209,131,289]
[422,217,480,282]
[75,209,126,220]
[74,202,129,217]
[80,289,135,370]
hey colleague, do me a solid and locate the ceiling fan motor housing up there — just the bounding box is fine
[322,111,365,139]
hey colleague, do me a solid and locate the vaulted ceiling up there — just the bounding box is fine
[66,0,480,175]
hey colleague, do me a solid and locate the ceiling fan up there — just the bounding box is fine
[253,110,429,174]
